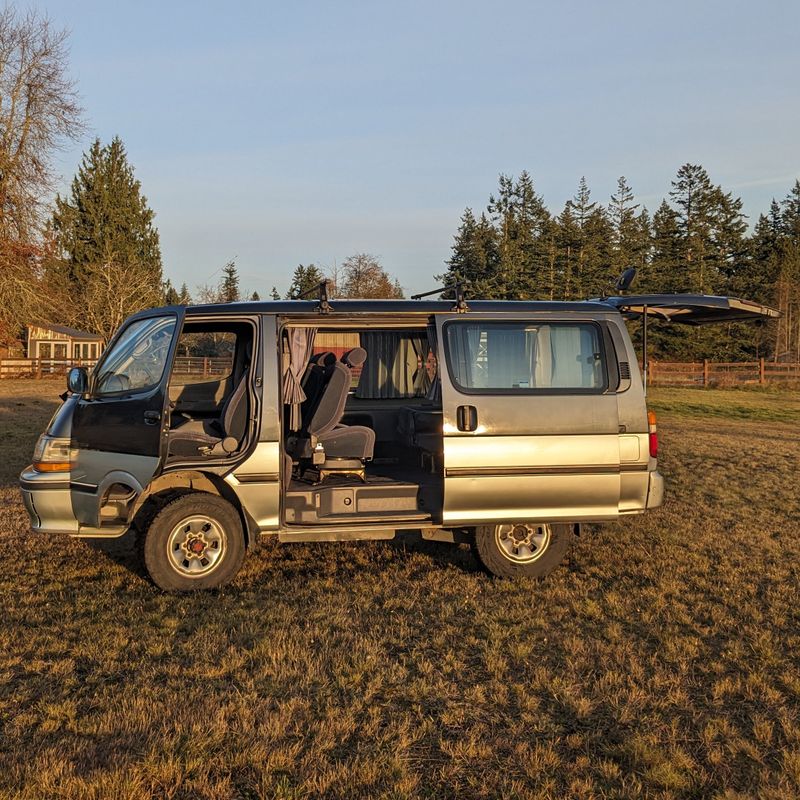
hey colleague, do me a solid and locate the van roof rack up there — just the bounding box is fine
[293,280,332,314]
[411,282,469,313]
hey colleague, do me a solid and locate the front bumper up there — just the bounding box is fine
[19,467,79,534]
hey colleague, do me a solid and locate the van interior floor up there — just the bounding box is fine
[285,461,441,526]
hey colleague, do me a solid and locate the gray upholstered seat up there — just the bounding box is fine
[289,348,375,473]
[168,343,251,458]
[300,351,336,422]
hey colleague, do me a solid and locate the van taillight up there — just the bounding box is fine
[647,410,658,458]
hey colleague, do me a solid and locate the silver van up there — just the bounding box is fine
[19,286,775,590]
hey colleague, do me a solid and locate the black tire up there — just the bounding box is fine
[473,522,572,579]
[142,492,245,591]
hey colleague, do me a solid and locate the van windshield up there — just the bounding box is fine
[94,316,177,395]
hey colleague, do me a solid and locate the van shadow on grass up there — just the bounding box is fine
[87,528,485,589]
[86,529,150,582]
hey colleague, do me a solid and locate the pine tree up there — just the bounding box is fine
[668,164,745,295]
[608,176,649,277]
[286,264,325,298]
[220,260,240,302]
[49,137,163,339]
[270,286,280,300]
[649,201,681,292]
[555,202,580,300]
[669,164,751,357]
[643,201,688,357]
[738,210,782,356]
[487,172,551,298]
[565,177,613,298]
[437,208,500,297]
[178,283,192,304]
[775,183,800,360]
[250,290,261,301]
[163,279,180,305]
[53,138,161,284]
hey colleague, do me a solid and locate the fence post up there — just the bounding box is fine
[703,359,709,387]
[35,358,42,380]
[648,359,655,386]
[759,357,765,385]
[203,357,209,378]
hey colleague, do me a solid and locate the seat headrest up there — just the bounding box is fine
[314,351,337,368]
[342,347,367,368]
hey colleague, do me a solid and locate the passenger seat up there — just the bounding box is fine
[289,348,375,479]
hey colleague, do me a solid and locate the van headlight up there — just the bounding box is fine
[32,435,72,473]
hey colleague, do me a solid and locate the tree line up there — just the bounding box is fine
[1,7,798,361]
[175,252,404,306]
[438,169,800,361]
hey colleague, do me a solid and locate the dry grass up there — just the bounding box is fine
[1,380,799,799]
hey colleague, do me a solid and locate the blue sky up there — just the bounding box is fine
[43,0,800,298]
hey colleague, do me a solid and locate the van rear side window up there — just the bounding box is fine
[444,321,606,393]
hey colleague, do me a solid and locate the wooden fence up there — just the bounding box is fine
[2,355,799,388]
[0,356,232,380]
[0,358,99,379]
[648,359,800,387]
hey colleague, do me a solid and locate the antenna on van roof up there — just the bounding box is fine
[294,280,332,314]
[411,281,469,313]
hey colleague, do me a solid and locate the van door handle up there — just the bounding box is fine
[456,405,478,432]
[144,410,161,425]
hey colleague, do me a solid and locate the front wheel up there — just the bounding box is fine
[143,493,246,591]
[473,522,572,578]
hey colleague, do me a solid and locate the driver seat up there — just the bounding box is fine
[168,342,252,458]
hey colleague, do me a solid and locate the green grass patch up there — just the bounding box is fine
[648,386,800,422]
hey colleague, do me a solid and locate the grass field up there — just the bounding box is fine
[1,380,799,799]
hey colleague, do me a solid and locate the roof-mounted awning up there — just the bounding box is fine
[601,294,779,326]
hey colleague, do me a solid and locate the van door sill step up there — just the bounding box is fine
[288,511,431,526]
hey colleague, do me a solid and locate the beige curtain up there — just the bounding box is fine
[283,328,317,430]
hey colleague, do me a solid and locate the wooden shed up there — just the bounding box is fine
[26,324,104,362]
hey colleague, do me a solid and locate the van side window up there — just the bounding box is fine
[171,331,236,385]
[94,316,176,395]
[444,321,606,393]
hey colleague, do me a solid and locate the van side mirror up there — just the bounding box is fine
[67,366,88,394]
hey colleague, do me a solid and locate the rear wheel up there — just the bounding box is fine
[143,493,245,591]
[473,522,572,578]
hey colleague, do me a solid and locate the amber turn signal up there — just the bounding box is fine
[32,461,72,472]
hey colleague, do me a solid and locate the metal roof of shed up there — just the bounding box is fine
[29,323,104,340]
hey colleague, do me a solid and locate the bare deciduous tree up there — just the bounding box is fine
[337,253,404,299]
[0,7,83,237]
[0,7,83,345]
[73,262,163,343]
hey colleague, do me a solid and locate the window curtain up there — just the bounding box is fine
[486,328,526,387]
[549,325,584,388]
[530,325,552,387]
[356,332,431,399]
[426,320,441,404]
[283,327,317,430]
[409,334,431,397]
